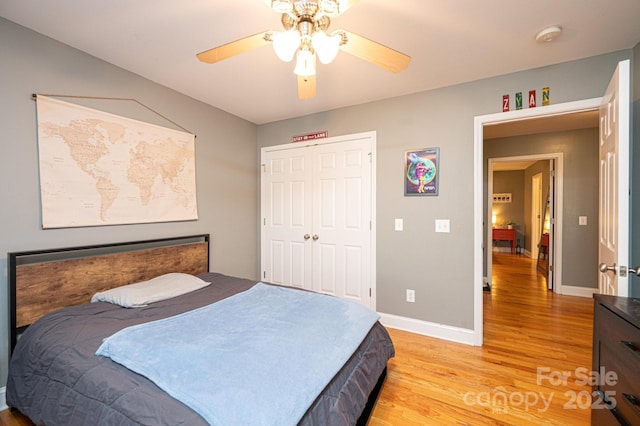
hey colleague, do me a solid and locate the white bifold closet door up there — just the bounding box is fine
[261,134,373,309]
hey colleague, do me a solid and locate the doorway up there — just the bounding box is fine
[486,154,562,293]
[472,97,602,346]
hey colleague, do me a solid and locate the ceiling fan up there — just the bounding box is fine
[196,0,411,99]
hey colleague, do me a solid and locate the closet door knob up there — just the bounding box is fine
[312,234,319,241]
[304,234,311,240]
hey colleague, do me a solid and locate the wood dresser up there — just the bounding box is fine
[592,295,640,425]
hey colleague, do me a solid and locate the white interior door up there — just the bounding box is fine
[312,139,372,306]
[546,161,555,290]
[598,59,630,297]
[262,146,313,290]
[261,133,375,309]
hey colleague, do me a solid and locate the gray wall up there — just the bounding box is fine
[258,51,630,329]
[485,129,600,288]
[0,18,258,384]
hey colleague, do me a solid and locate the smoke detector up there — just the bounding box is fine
[535,25,562,43]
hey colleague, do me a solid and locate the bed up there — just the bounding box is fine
[6,235,394,425]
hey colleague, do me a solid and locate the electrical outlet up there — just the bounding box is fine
[406,289,415,303]
[435,219,450,233]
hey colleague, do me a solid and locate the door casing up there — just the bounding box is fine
[474,97,602,346]
[486,154,562,294]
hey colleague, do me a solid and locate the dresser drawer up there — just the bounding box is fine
[594,303,640,369]
[591,406,623,426]
[593,297,640,426]
[599,339,640,425]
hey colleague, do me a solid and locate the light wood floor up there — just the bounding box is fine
[369,252,593,425]
[0,252,593,425]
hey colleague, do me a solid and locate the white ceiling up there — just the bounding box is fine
[1,0,639,125]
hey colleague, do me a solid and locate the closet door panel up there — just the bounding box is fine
[262,134,374,308]
[313,140,371,306]
[262,147,313,290]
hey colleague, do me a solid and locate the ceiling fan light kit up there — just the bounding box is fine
[294,47,317,76]
[197,0,411,99]
[272,30,301,62]
[269,0,294,14]
[311,30,341,64]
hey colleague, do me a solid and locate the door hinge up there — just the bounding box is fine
[261,163,266,173]
[370,220,372,230]
[263,271,266,279]
[369,288,372,297]
[263,217,266,226]
[368,152,372,163]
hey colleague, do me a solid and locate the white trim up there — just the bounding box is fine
[487,153,564,294]
[370,135,377,311]
[474,98,602,346]
[491,247,514,253]
[616,60,630,297]
[559,285,597,298]
[0,386,6,411]
[379,313,477,346]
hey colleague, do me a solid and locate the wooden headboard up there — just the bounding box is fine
[8,234,209,352]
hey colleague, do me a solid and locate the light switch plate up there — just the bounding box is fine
[579,216,587,226]
[406,289,415,303]
[395,218,403,231]
[435,219,450,233]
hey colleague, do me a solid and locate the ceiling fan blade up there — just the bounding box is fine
[196,32,269,64]
[340,31,410,73]
[298,75,317,100]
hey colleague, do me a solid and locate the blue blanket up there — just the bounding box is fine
[96,283,380,426]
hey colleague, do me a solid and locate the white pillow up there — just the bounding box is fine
[91,273,210,308]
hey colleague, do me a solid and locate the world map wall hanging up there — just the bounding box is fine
[35,95,198,228]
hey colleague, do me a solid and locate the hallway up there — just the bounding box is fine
[486,252,593,375]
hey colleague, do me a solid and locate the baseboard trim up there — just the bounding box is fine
[492,247,513,253]
[379,312,477,346]
[558,285,597,298]
[0,386,7,411]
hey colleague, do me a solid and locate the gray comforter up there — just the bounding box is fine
[7,273,394,425]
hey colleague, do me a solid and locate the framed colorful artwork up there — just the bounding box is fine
[404,147,439,196]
